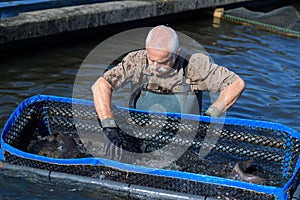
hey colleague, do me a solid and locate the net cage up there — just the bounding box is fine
[215,6,300,38]
[1,95,300,199]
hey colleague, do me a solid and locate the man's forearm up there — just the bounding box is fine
[210,77,245,115]
[91,77,114,121]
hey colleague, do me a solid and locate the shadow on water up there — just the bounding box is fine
[0,2,299,199]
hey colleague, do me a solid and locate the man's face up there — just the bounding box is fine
[146,48,176,76]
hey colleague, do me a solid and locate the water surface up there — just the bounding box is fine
[0,4,299,199]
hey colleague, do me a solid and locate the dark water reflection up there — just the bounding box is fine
[0,5,299,199]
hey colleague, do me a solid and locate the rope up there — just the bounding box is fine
[223,14,300,37]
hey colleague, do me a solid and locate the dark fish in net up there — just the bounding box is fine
[27,131,92,158]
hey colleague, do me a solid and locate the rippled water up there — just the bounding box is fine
[0,3,299,199]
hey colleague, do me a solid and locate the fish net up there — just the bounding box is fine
[2,97,300,199]
[221,6,300,38]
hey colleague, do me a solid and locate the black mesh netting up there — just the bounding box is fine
[223,6,300,38]
[3,99,300,199]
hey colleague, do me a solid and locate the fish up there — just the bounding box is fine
[230,159,266,184]
[27,132,92,158]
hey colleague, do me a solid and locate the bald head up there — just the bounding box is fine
[145,25,179,55]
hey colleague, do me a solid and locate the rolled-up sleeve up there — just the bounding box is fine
[102,50,147,90]
[188,53,239,92]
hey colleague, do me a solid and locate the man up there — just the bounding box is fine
[91,25,245,156]
[92,25,245,122]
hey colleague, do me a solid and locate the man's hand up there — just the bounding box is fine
[204,105,222,117]
[101,118,123,160]
[100,117,180,159]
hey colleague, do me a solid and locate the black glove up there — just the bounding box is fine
[101,117,121,144]
[101,118,122,160]
[102,127,124,160]
[101,118,144,159]
[101,118,180,159]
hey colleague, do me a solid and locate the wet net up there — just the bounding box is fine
[221,6,300,38]
[2,95,300,199]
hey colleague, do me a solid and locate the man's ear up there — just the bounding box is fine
[176,48,181,56]
[173,48,180,61]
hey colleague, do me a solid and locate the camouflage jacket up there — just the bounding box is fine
[102,49,239,93]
